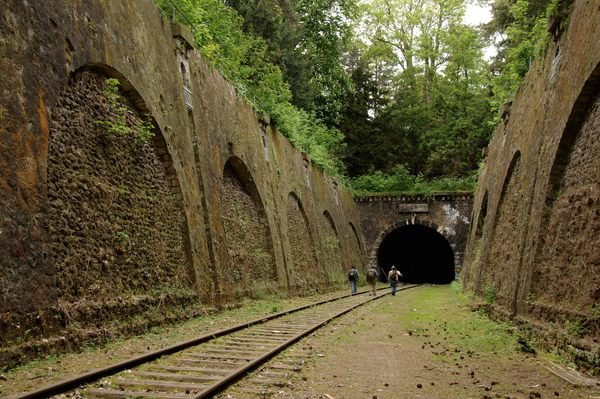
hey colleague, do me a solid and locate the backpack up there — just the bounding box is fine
[366,268,377,282]
[389,271,398,282]
[348,269,357,281]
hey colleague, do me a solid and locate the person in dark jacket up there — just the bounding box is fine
[348,266,359,295]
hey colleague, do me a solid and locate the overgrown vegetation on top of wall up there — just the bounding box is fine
[153,0,347,176]
[486,0,573,111]
[348,165,477,196]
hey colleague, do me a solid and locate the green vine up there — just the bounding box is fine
[323,234,339,250]
[483,283,498,304]
[135,115,155,145]
[95,78,155,145]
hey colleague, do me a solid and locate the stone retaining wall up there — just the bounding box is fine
[461,0,600,374]
[0,0,363,367]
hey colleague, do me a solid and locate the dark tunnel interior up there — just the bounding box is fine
[377,224,455,284]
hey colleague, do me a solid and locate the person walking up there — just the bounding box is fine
[348,266,359,295]
[366,265,378,296]
[387,265,402,296]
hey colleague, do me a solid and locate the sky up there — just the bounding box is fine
[463,3,493,26]
[463,3,497,59]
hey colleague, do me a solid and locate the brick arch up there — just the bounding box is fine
[73,64,186,209]
[368,218,449,268]
[221,155,268,214]
[47,65,196,309]
[496,150,522,222]
[545,61,600,206]
[475,190,489,238]
[80,64,156,116]
[348,222,364,270]
[463,190,488,287]
[370,218,456,284]
[288,191,310,225]
[219,155,277,298]
[469,189,489,238]
[349,222,363,255]
[323,210,338,235]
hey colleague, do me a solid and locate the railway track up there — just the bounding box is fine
[11,284,418,399]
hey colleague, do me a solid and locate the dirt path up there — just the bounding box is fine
[273,285,600,399]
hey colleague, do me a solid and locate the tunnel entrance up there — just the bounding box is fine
[376,224,455,284]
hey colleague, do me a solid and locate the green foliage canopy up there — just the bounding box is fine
[152,0,569,196]
[342,0,495,187]
[484,0,569,110]
[349,165,476,195]
[154,0,350,174]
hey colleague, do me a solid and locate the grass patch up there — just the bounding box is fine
[399,285,518,355]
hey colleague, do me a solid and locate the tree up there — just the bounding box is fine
[342,0,494,182]
[338,51,382,176]
[423,23,493,177]
[483,0,566,110]
[224,0,313,110]
[155,0,348,175]
[362,0,466,102]
[293,0,358,125]
[226,0,358,126]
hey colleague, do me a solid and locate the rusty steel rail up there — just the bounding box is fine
[188,284,418,399]
[9,284,419,399]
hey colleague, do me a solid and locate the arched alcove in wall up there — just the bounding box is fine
[286,192,320,292]
[374,221,455,284]
[465,190,488,289]
[323,210,338,236]
[484,150,523,307]
[220,156,277,297]
[530,62,600,310]
[47,66,195,304]
[348,222,364,267]
[321,210,343,279]
[475,191,489,239]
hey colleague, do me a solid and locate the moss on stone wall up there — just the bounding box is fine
[531,95,600,312]
[0,0,365,367]
[461,0,600,373]
[321,212,343,284]
[48,71,194,313]
[220,164,277,298]
[287,194,322,292]
[484,155,524,310]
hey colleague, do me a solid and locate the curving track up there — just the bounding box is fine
[11,285,418,399]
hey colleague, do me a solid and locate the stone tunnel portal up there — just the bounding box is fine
[376,224,455,284]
